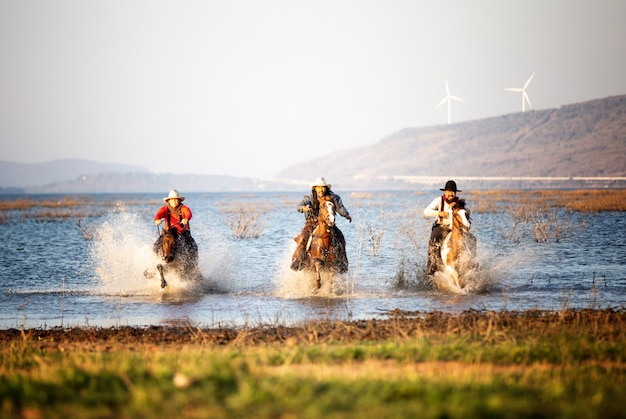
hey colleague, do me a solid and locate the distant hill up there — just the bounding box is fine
[2,95,625,193]
[278,95,626,189]
[22,172,300,194]
[0,159,148,189]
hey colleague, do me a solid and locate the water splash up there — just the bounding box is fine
[89,206,155,295]
[391,246,509,295]
[89,205,232,297]
[429,248,515,295]
[275,241,347,298]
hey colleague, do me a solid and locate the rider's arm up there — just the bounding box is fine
[424,197,442,218]
[332,193,351,221]
[154,206,167,222]
[297,195,312,213]
[181,206,192,223]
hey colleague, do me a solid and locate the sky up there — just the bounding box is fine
[1,1,625,178]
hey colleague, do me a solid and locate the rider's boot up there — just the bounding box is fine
[427,243,439,275]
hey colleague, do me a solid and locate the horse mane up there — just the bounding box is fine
[310,189,319,210]
[455,199,471,223]
[163,228,179,238]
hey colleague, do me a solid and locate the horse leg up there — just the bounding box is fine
[441,234,462,288]
[314,263,322,290]
[157,264,167,289]
[458,272,467,289]
[291,238,307,271]
[465,233,479,271]
[291,233,312,271]
[442,249,461,288]
[428,226,447,274]
[179,242,202,281]
[444,264,461,288]
[153,236,163,256]
[332,227,348,274]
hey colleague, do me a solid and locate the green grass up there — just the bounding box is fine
[1,310,625,418]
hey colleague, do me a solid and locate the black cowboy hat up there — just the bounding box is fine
[440,180,462,192]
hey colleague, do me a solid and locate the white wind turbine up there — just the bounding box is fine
[504,73,535,112]
[435,77,465,125]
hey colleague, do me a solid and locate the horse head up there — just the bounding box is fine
[450,199,471,233]
[318,196,336,228]
[161,228,179,263]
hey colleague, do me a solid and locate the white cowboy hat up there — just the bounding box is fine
[311,177,331,189]
[163,189,185,203]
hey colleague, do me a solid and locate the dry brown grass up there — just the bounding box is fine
[462,189,626,242]
[0,196,154,222]
[3,309,624,419]
[467,189,626,213]
[0,196,90,211]
[4,308,623,349]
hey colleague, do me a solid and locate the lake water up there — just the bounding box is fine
[1,191,624,329]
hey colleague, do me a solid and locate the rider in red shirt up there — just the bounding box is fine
[154,189,192,234]
[153,189,198,259]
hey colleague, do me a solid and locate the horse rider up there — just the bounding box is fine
[291,177,352,272]
[153,189,198,260]
[423,180,463,275]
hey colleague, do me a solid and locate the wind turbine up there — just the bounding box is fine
[504,73,535,112]
[435,77,465,125]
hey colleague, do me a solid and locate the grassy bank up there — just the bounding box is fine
[1,309,625,418]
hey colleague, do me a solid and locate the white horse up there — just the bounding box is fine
[440,203,477,288]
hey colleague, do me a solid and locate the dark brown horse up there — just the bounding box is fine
[440,201,477,288]
[303,195,348,289]
[153,227,201,289]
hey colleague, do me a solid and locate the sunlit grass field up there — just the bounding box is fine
[1,309,625,418]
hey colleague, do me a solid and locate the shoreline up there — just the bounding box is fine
[3,308,624,348]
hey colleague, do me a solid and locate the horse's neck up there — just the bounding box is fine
[450,212,465,239]
[316,219,331,235]
[450,226,463,243]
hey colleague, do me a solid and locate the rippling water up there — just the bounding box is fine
[1,191,624,329]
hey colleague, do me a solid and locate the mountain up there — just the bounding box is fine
[0,159,148,188]
[23,172,301,194]
[0,159,305,193]
[2,95,625,193]
[278,95,626,189]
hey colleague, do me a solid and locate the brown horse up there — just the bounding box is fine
[440,201,477,288]
[153,227,201,289]
[304,195,348,289]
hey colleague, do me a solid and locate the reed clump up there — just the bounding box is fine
[216,202,272,239]
[354,200,386,256]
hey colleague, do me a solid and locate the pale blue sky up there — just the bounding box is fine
[1,1,625,177]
